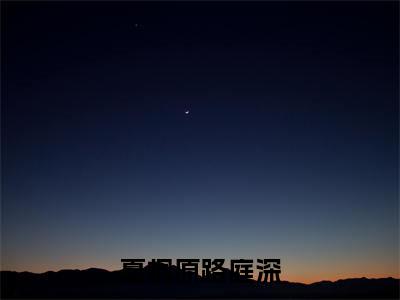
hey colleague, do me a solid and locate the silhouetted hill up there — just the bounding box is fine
[1,265,399,298]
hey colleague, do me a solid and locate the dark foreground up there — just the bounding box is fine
[1,266,399,298]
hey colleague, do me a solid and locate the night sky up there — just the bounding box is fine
[2,2,398,283]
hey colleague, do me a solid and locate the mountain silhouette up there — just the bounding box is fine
[1,263,399,298]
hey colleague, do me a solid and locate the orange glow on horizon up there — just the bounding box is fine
[1,262,398,285]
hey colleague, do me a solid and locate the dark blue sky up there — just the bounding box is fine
[2,2,398,282]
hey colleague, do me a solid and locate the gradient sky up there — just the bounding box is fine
[1,2,399,283]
